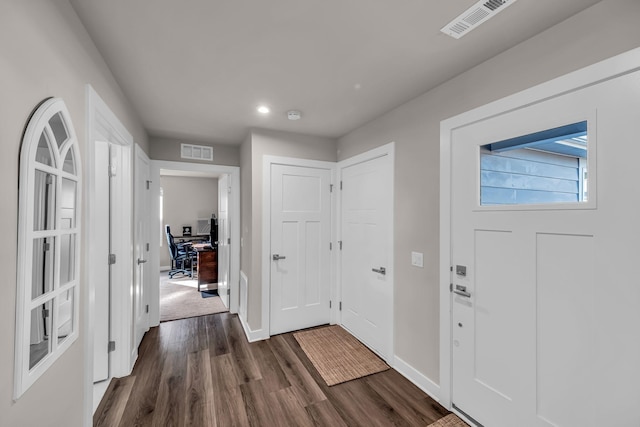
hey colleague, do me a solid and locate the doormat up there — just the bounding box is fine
[428,414,470,427]
[201,289,218,298]
[293,325,389,386]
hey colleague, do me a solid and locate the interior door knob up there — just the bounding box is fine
[372,267,386,275]
[272,254,286,261]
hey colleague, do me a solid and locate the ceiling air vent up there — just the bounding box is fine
[441,0,518,39]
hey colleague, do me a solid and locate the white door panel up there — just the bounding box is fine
[450,71,640,426]
[133,145,150,351]
[92,141,110,382]
[270,164,331,335]
[340,153,392,360]
[218,174,230,308]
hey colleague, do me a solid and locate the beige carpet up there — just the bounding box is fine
[428,414,469,427]
[160,278,227,322]
[293,325,389,386]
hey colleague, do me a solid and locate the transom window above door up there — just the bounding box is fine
[15,98,81,398]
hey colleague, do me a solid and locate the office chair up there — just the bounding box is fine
[165,225,196,278]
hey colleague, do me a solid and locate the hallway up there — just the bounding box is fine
[94,313,449,426]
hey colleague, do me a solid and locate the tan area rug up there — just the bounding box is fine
[428,414,470,427]
[160,278,227,322]
[293,325,389,386]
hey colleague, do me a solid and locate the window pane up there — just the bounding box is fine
[60,234,76,285]
[32,237,55,299]
[33,170,56,231]
[49,112,68,148]
[480,122,588,206]
[35,133,53,166]
[29,299,52,369]
[62,148,75,175]
[60,178,76,229]
[57,289,74,346]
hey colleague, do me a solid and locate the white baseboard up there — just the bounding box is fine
[160,265,170,272]
[393,355,442,403]
[238,312,269,342]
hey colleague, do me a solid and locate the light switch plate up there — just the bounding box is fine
[411,251,424,268]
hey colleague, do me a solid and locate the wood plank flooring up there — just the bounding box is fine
[94,313,449,426]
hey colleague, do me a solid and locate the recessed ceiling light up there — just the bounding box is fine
[257,105,270,114]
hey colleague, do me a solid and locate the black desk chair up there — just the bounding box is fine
[165,225,196,278]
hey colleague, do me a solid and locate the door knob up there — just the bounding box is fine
[372,267,386,275]
[272,254,286,261]
[137,258,147,265]
[453,284,471,298]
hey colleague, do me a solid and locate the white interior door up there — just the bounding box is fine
[450,71,640,427]
[92,141,110,382]
[133,145,150,351]
[270,164,331,335]
[340,152,393,361]
[217,174,230,308]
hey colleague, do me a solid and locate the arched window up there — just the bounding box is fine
[15,98,81,398]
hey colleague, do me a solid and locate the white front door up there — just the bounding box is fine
[340,151,393,361]
[133,145,150,351]
[270,164,331,335]
[450,71,640,426]
[217,174,230,308]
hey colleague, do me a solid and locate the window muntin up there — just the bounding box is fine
[480,121,588,206]
[16,98,81,398]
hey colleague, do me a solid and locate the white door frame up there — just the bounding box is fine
[439,47,640,411]
[336,142,395,362]
[261,156,337,340]
[83,85,134,425]
[149,160,241,323]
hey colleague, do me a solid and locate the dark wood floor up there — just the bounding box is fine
[94,312,449,426]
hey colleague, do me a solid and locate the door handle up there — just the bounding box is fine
[137,258,147,265]
[453,285,471,298]
[272,254,286,261]
[372,267,386,275]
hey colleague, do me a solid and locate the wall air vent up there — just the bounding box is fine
[441,0,518,39]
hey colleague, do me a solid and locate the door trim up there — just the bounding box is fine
[150,160,241,321]
[261,156,337,339]
[439,47,640,410]
[336,142,395,363]
[83,85,133,426]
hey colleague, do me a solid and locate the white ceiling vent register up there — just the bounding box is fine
[181,143,213,161]
[441,0,518,39]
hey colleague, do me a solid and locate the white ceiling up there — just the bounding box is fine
[69,0,602,145]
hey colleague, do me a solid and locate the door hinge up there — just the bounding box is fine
[145,304,149,313]
[338,240,343,250]
[340,181,343,190]
[330,184,334,193]
[339,301,342,311]
[329,300,332,309]
[108,254,116,265]
[228,237,231,244]
[146,180,152,190]
[228,186,232,194]
[46,174,54,185]
[450,266,453,272]
[450,283,453,292]
[146,242,150,251]
[330,242,332,250]
[108,341,116,352]
[43,242,51,252]
[43,309,50,318]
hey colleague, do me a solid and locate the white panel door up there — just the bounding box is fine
[340,153,392,361]
[217,174,230,308]
[133,145,150,351]
[93,141,110,382]
[450,71,640,426]
[270,164,331,335]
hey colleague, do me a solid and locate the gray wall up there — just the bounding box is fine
[242,129,337,329]
[0,1,148,426]
[160,176,219,268]
[150,136,240,166]
[337,0,640,385]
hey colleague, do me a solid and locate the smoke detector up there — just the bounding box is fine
[287,110,302,121]
[441,0,518,39]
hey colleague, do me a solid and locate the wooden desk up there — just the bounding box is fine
[193,244,217,291]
